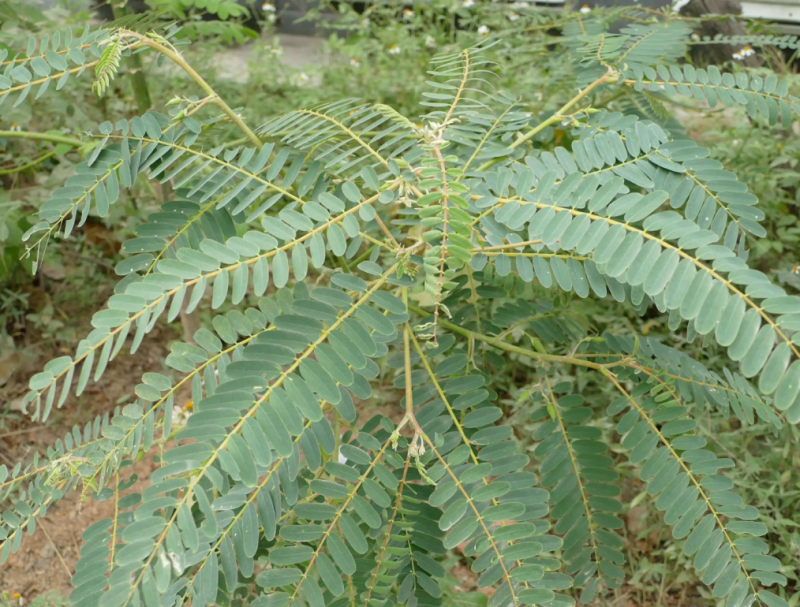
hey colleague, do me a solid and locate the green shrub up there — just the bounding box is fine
[2,8,800,607]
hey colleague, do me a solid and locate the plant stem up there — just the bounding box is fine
[0,151,56,175]
[402,288,414,417]
[476,69,617,172]
[373,212,400,249]
[512,69,615,150]
[121,30,262,149]
[407,303,623,371]
[0,130,84,148]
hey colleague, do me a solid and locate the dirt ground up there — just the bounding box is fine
[0,318,175,598]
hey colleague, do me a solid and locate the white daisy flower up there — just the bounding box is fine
[270,46,283,56]
[732,52,742,60]
[463,0,475,7]
[403,8,414,19]
[741,45,755,57]
[425,35,437,48]
[298,72,310,84]
[350,57,361,67]
[389,44,400,55]
[9,122,21,132]
[508,11,520,21]
[691,33,700,41]
[579,4,591,13]
[262,2,276,11]
[793,264,800,275]
[477,24,490,35]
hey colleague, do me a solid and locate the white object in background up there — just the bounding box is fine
[672,0,691,12]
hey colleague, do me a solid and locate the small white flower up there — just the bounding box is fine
[477,24,490,36]
[732,139,740,145]
[579,4,591,13]
[732,52,742,60]
[425,35,437,48]
[9,122,21,132]
[270,46,283,56]
[338,448,348,464]
[350,57,361,67]
[298,72,310,84]
[388,44,400,55]
[403,8,414,19]
[171,406,183,426]
[534,90,542,101]
[741,45,755,57]
[691,33,700,41]
[262,2,275,11]
[463,0,475,7]
[171,401,193,427]
[793,264,800,275]
[361,17,371,26]
[508,11,520,21]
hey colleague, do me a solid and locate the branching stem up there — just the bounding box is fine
[120,30,262,149]
[0,130,85,148]
[476,68,618,171]
[408,303,628,371]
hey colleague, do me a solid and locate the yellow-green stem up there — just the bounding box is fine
[122,30,262,149]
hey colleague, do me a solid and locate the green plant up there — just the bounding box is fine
[142,0,260,43]
[0,590,69,607]
[2,8,800,607]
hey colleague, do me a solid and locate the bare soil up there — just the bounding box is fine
[0,303,176,597]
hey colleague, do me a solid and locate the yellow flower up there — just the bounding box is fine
[184,401,193,412]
